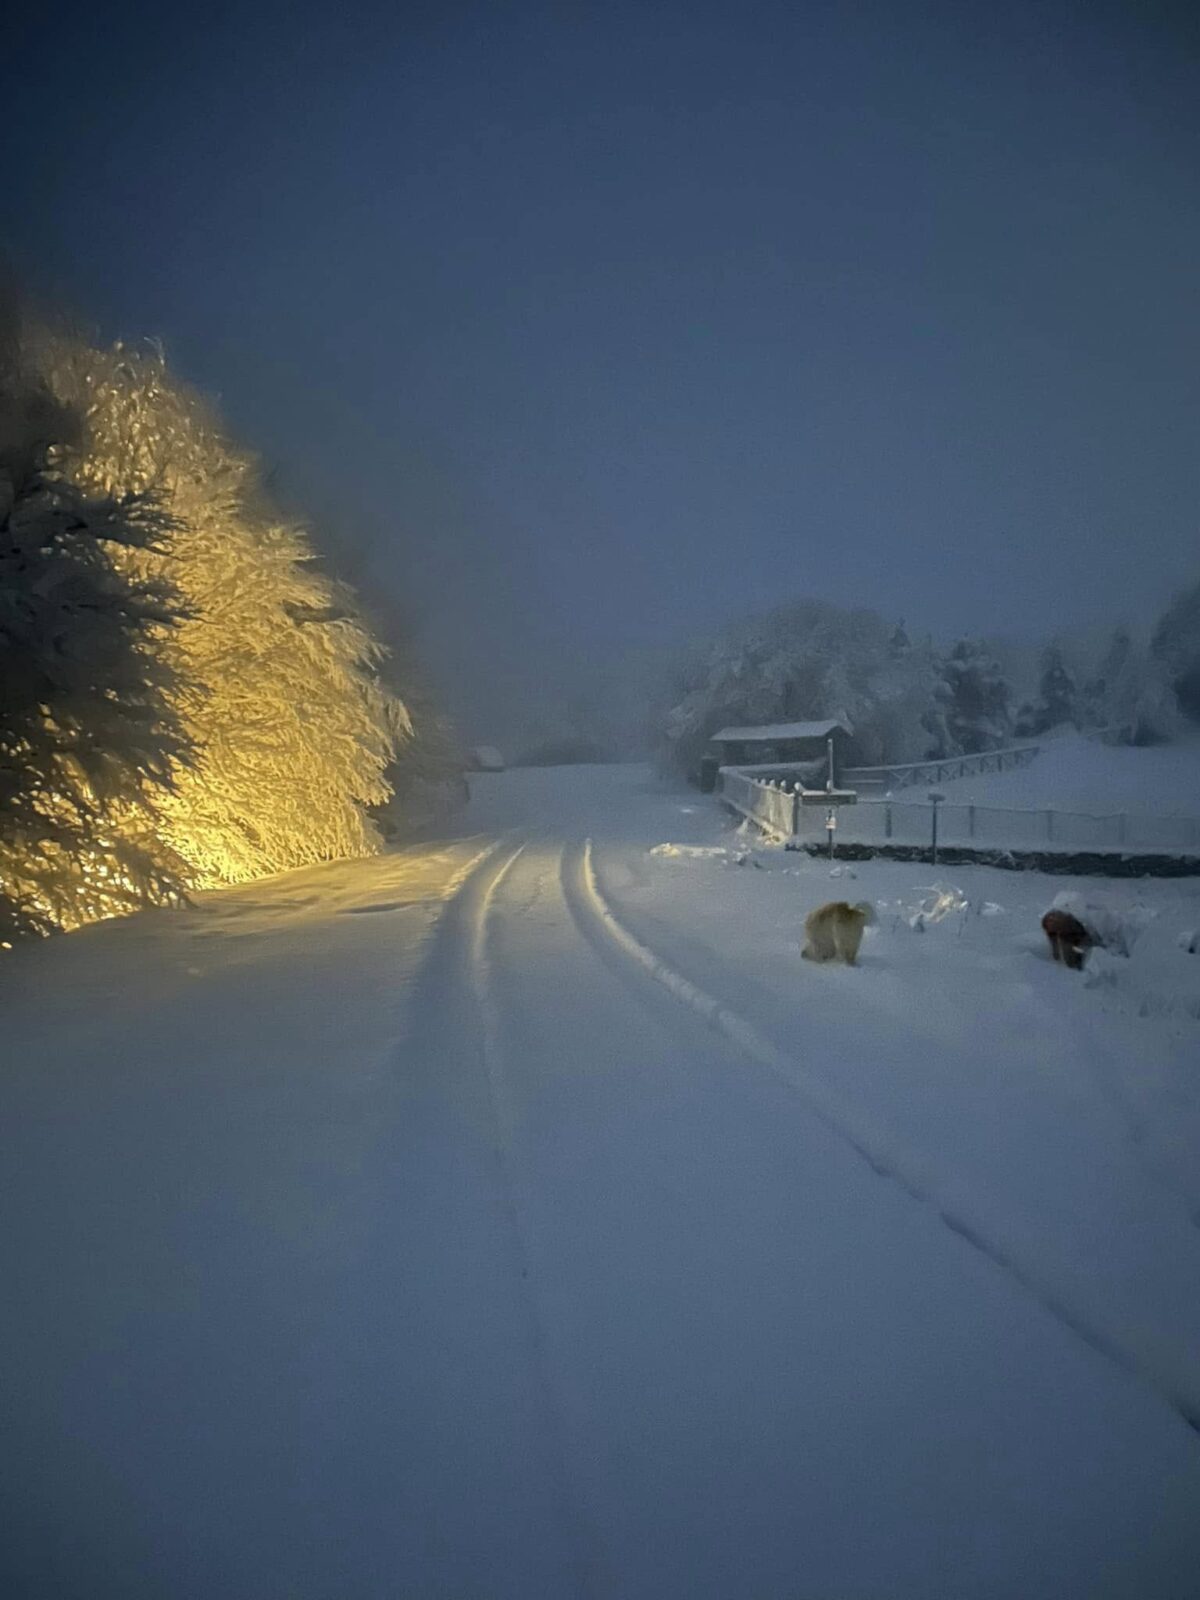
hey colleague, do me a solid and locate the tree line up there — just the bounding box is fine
[655,593,1196,780]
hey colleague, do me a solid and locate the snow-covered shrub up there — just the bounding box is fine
[36,330,410,885]
[1050,890,1155,959]
[0,340,192,940]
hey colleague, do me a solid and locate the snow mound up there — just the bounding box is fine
[649,843,731,860]
[928,730,1200,815]
[1051,889,1155,957]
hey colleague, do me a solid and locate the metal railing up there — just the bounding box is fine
[793,797,1200,855]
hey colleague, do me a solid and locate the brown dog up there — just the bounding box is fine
[1041,908,1092,970]
[802,901,875,965]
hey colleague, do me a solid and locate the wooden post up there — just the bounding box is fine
[885,802,892,840]
[968,804,975,839]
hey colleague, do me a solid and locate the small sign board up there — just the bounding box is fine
[799,789,858,806]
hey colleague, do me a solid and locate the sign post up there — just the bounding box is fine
[800,787,857,863]
[928,789,946,866]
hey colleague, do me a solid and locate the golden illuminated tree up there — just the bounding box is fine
[38,331,409,886]
[0,338,192,940]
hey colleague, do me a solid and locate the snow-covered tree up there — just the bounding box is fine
[0,345,192,941]
[658,600,944,776]
[1080,627,1130,731]
[1152,579,1200,722]
[36,331,410,885]
[1014,642,1079,737]
[935,638,1012,754]
[1081,625,1178,745]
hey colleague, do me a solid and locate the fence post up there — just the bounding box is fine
[791,788,799,838]
[968,804,975,839]
[885,801,892,840]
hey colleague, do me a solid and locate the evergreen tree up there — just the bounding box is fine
[36,330,410,886]
[1015,642,1078,736]
[0,346,191,940]
[1075,625,1176,744]
[937,638,1012,754]
[1151,579,1200,722]
[1080,627,1132,730]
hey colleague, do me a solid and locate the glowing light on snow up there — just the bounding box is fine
[40,336,410,897]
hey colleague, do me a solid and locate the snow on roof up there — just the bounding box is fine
[711,719,850,744]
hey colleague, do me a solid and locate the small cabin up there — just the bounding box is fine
[702,719,852,789]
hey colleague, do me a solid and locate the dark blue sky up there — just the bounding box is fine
[8,0,1200,740]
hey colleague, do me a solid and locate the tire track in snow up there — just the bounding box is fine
[468,844,602,1600]
[571,837,1200,1439]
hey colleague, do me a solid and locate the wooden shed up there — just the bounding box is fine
[708,718,852,775]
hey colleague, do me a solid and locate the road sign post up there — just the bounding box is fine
[928,790,945,866]
[800,788,857,863]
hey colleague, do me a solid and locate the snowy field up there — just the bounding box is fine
[4,762,1200,1598]
[918,727,1200,815]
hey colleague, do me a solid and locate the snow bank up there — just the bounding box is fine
[929,730,1200,814]
[1051,888,1157,956]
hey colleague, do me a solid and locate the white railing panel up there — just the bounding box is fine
[719,765,1200,858]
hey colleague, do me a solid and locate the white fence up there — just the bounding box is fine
[719,767,797,839]
[719,768,1200,856]
[796,798,1200,855]
[842,742,1040,793]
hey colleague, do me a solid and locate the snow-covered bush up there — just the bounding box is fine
[0,340,192,940]
[35,329,410,885]
[1050,890,1155,959]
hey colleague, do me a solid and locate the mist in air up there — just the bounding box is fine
[5,0,1199,759]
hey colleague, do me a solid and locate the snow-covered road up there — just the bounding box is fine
[4,767,1200,1598]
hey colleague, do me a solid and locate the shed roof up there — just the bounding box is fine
[711,719,850,744]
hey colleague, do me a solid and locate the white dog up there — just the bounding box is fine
[801,900,876,965]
